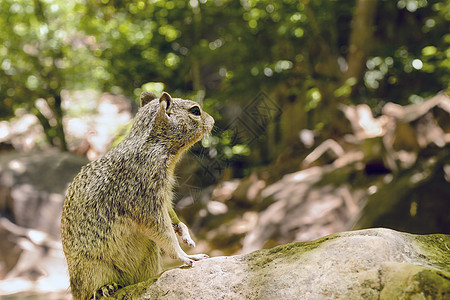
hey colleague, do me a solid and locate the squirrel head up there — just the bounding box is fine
[133,91,214,156]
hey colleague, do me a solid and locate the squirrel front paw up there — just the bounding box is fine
[174,222,196,247]
[179,253,209,267]
[188,253,209,260]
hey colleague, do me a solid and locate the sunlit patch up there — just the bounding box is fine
[367,185,378,195]
[444,164,450,183]
[28,230,46,245]
[8,159,26,173]
[230,212,258,235]
[410,171,429,184]
[357,106,384,137]
[409,201,418,217]
[207,201,228,215]
[0,121,9,139]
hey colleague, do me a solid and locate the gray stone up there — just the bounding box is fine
[0,151,87,292]
[109,228,450,300]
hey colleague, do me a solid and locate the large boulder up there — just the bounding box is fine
[109,228,449,299]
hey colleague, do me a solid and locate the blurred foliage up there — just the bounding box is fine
[0,0,104,150]
[1,0,449,165]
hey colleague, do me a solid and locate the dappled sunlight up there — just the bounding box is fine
[1,114,44,152]
[63,92,132,160]
[8,160,26,174]
[341,104,388,139]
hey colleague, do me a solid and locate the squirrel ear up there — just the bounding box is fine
[140,91,157,107]
[159,92,173,114]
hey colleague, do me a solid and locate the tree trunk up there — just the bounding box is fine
[191,1,204,97]
[36,94,68,152]
[345,0,379,86]
[34,110,55,147]
[52,95,68,152]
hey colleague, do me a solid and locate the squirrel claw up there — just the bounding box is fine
[182,236,196,247]
[179,253,208,267]
[92,282,121,299]
[188,253,209,261]
[180,257,195,267]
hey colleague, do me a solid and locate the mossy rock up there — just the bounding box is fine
[105,228,450,299]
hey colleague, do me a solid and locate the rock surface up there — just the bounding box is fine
[109,228,450,300]
[0,151,87,296]
[0,151,88,238]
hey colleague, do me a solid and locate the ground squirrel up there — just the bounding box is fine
[61,91,214,299]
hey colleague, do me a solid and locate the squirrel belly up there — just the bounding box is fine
[61,91,213,300]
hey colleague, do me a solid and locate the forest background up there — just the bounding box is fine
[1,0,448,158]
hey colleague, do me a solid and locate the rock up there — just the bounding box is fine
[0,151,87,294]
[231,174,266,207]
[241,163,366,253]
[353,144,450,233]
[107,228,450,300]
[240,93,450,254]
[0,151,88,237]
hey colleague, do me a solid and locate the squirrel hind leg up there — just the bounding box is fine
[69,258,125,300]
[92,282,123,299]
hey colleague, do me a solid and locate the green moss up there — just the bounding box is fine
[104,275,160,300]
[379,263,450,299]
[415,269,450,299]
[102,230,450,299]
[245,233,338,268]
[411,234,450,272]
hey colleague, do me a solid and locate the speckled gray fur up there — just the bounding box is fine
[61,92,213,299]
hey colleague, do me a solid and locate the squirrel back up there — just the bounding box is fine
[61,91,213,299]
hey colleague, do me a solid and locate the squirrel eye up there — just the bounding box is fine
[189,106,201,116]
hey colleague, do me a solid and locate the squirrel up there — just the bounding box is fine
[61,91,214,299]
